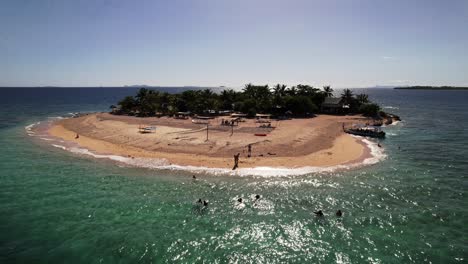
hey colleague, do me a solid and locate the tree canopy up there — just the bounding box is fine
[114,84,380,118]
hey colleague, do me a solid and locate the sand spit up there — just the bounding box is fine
[44,113,384,175]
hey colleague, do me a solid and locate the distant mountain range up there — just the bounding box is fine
[394,86,468,90]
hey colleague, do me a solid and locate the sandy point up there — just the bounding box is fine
[47,113,377,170]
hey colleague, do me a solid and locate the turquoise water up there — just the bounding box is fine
[0,88,467,263]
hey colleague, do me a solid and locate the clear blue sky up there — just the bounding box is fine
[1,0,467,87]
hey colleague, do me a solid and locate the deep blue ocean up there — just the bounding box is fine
[0,87,467,263]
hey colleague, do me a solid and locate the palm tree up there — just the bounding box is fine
[322,86,334,97]
[201,88,213,98]
[287,86,297,96]
[356,94,369,104]
[272,84,287,97]
[242,83,256,99]
[220,89,237,110]
[296,84,311,96]
[341,89,354,105]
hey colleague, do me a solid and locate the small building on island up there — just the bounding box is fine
[321,97,346,114]
[230,113,247,118]
[174,112,191,119]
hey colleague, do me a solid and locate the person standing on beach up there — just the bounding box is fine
[232,153,240,170]
[247,144,252,158]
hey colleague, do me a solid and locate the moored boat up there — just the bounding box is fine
[344,125,385,138]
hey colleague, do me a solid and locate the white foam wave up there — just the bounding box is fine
[25,122,41,136]
[389,120,401,126]
[52,144,67,150]
[47,116,65,120]
[40,137,55,141]
[25,122,40,131]
[360,138,387,165]
[383,106,399,109]
[47,137,386,177]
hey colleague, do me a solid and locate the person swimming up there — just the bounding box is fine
[255,194,261,200]
[203,200,209,206]
[237,198,243,203]
[314,210,324,217]
[192,175,196,179]
[336,210,343,217]
[197,198,202,204]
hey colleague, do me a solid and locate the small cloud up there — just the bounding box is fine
[381,56,398,61]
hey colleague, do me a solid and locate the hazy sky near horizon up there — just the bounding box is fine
[1,0,467,88]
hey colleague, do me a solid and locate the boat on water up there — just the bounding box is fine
[344,125,385,138]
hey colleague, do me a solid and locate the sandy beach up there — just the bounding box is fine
[47,113,375,169]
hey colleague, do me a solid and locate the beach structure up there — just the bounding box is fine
[255,114,272,123]
[218,110,233,116]
[203,109,218,116]
[192,116,212,124]
[321,97,346,114]
[255,114,271,119]
[138,125,156,133]
[231,113,247,118]
[174,112,191,119]
[192,119,209,124]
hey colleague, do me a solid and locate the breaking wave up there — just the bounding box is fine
[48,137,386,177]
[383,106,399,109]
[25,122,41,136]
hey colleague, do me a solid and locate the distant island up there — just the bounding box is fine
[395,86,468,90]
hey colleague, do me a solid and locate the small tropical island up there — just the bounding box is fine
[395,86,468,90]
[48,84,399,172]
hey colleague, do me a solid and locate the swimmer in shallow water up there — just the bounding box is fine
[336,210,343,217]
[314,210,324,217]
[203,200,209,207]
[237,198,243,203]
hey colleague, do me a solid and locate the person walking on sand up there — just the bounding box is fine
[232,153,240,170]
[75,133,79,139]
[247,144,252,158]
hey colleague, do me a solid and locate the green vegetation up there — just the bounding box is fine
[394,86,468,90]
[114,84,380,117]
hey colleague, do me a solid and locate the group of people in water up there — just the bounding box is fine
[314,209,343,217]
[195,196,343,218]
[196,198,209,207]
[237,194,261,204]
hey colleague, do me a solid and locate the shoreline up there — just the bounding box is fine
[36,113,384,176]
